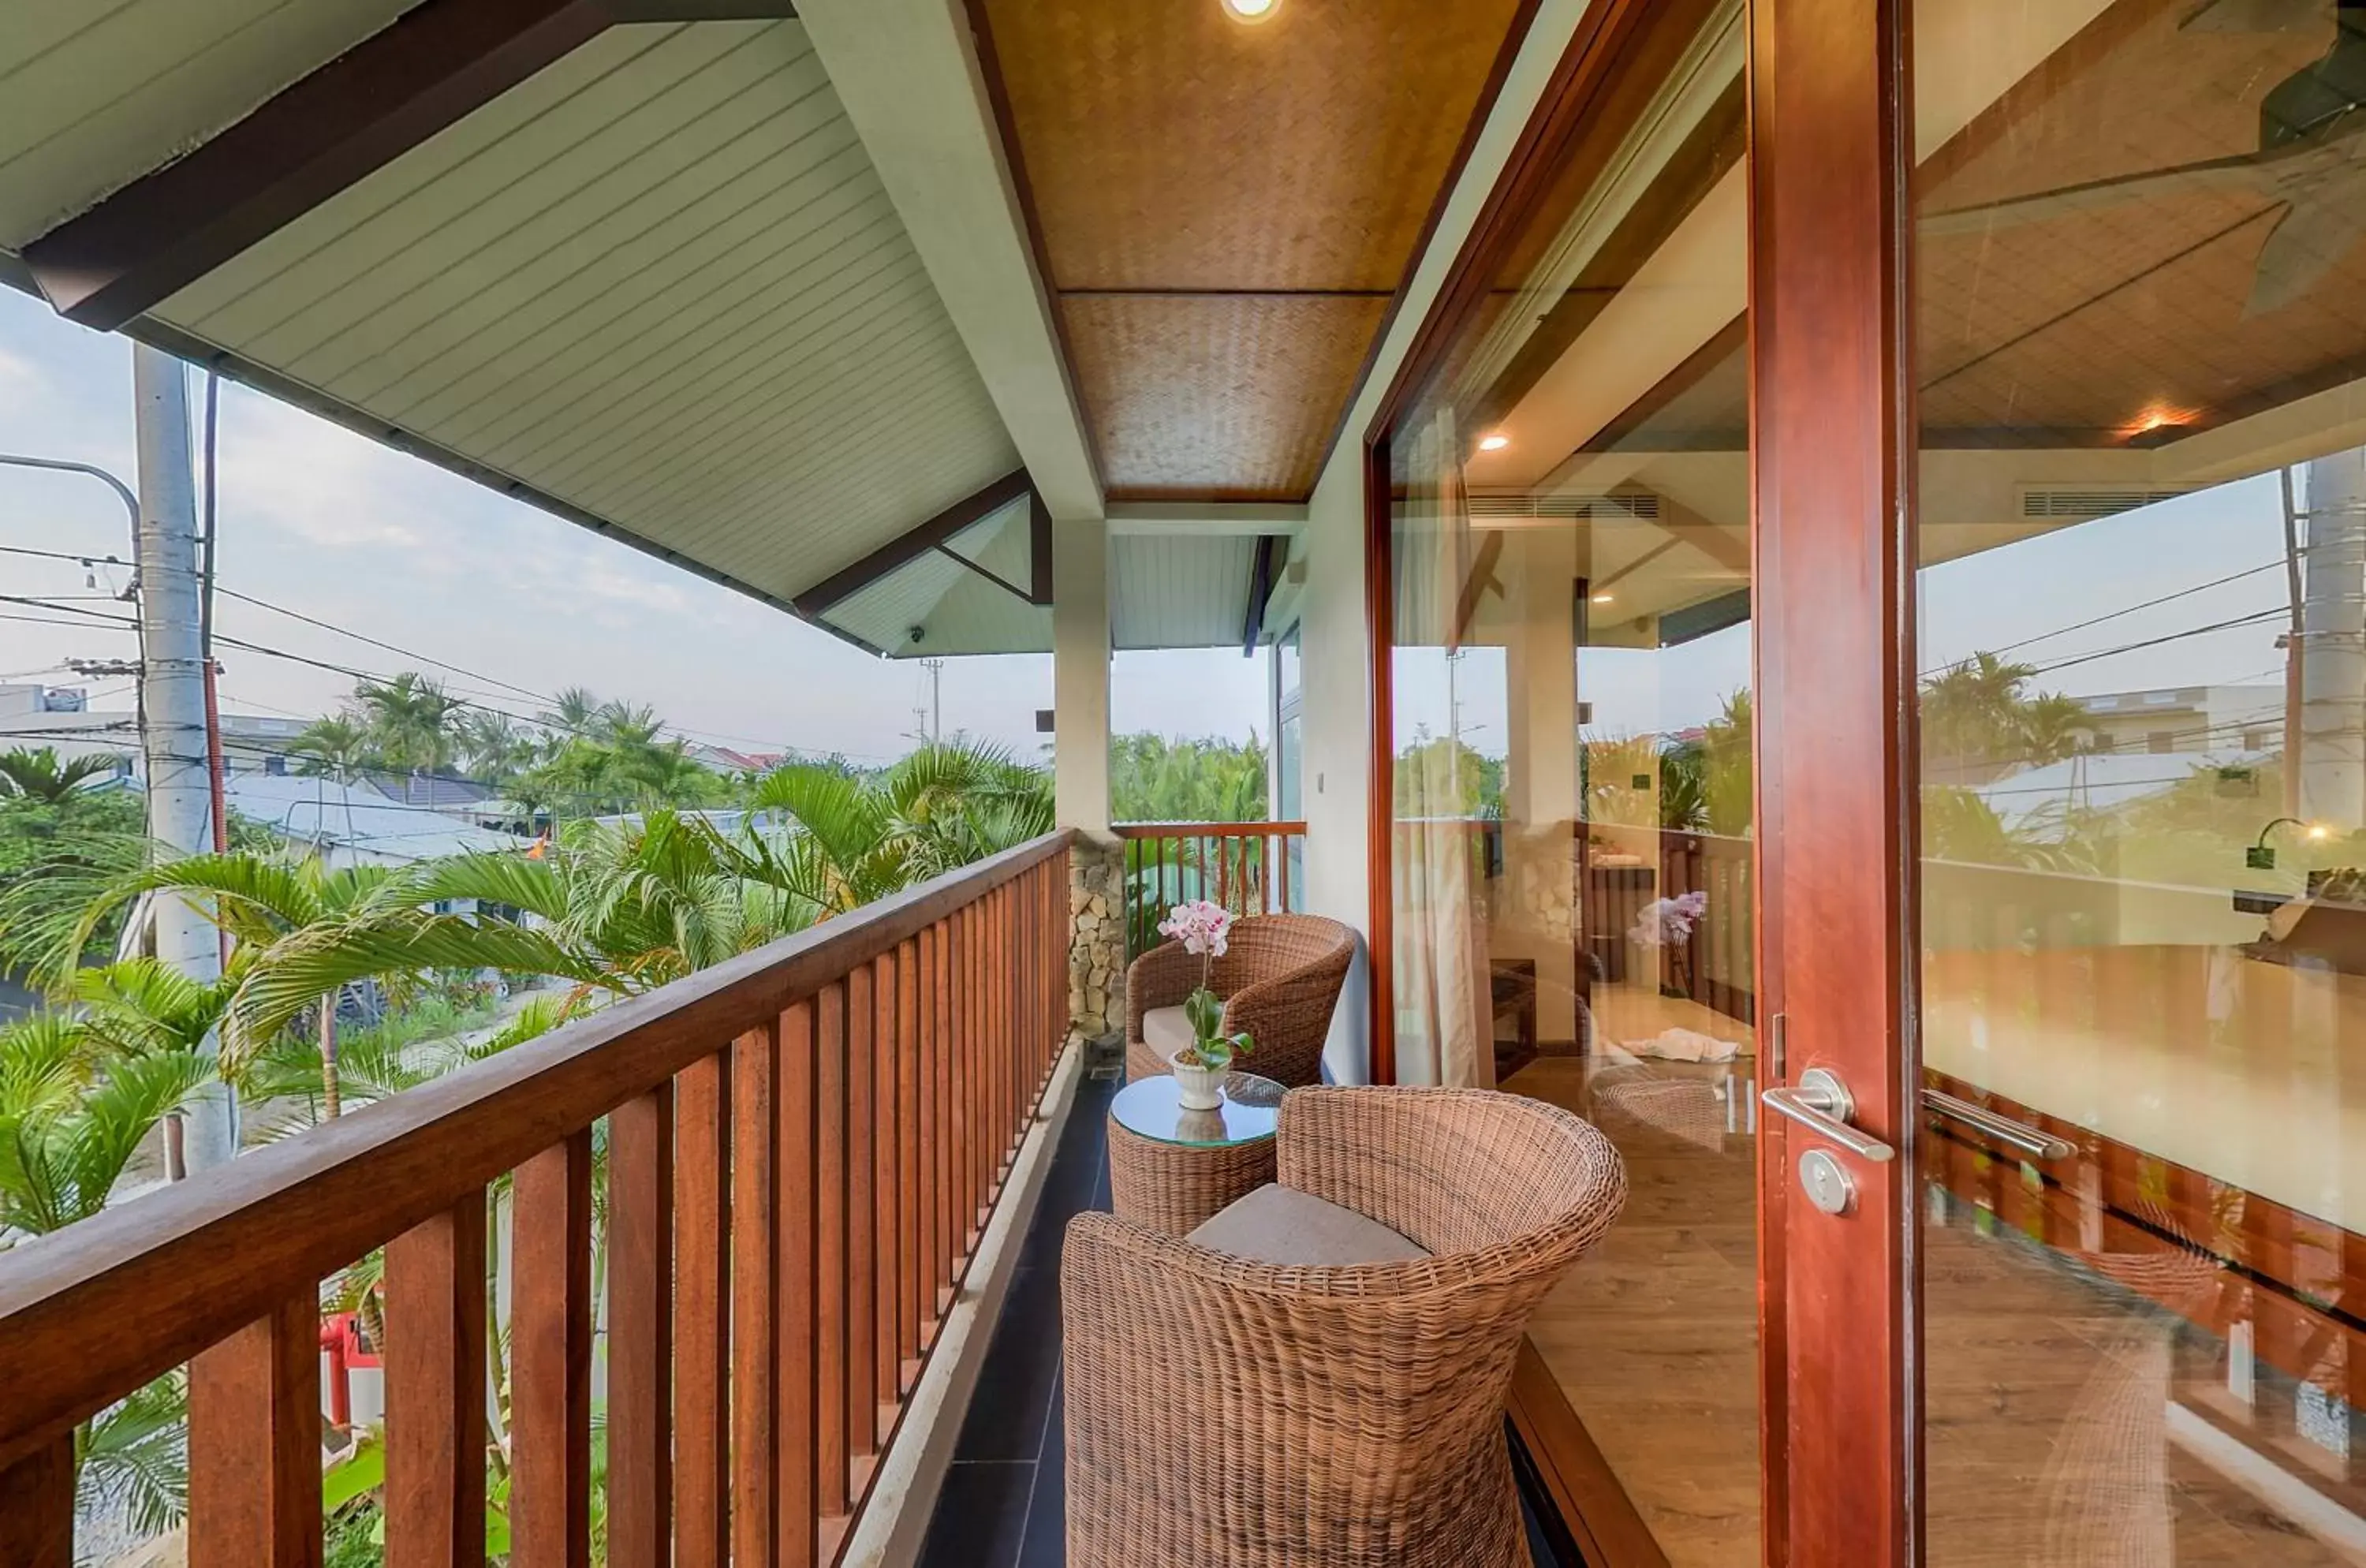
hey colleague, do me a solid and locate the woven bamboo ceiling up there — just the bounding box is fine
[969,0,1532,502]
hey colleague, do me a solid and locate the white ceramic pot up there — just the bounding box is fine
[1167,1050,1227,1111]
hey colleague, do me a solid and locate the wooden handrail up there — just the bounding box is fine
[1111,820,1308,838]
[0,828,1076,1490]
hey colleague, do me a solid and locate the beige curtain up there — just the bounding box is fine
[1392,408,1494,1088]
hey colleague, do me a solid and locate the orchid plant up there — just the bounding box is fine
[1158,899,1256,1071]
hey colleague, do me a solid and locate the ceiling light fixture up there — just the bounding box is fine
[1221,0,1279,21]
[1477,433,1510,452]
[1591,592,1615,604]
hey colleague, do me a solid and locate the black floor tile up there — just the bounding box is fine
[953,1264,1063,1460]
[1017,1376,1067,1566]
[916,1461,1036,1568]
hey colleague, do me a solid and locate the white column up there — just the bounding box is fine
[1051,515,1110,834]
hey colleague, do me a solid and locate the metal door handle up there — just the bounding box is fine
[1920,1088,2074,1161]
[1761,1067,1896,1163]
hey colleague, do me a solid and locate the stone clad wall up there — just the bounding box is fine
[1068,838,1125,1044]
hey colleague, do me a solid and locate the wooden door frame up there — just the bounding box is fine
[1747,0,1916,1563]
[1360,0,1921,1562]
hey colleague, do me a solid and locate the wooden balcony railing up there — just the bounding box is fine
[0,831,1076,1568]
[1113,821,1307,959]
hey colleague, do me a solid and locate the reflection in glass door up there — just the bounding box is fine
[1912,2,2366,1558]
[1379,2,1758,1559]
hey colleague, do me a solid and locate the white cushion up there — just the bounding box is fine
[1142,1004,1194,1056]
[1188,1183,1429,1266]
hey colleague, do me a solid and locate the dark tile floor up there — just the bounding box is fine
[915,1059,1578,1567]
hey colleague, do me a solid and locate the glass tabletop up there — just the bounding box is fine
[1108,1072,1286,1148]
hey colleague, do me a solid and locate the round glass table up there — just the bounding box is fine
[1106,1072,1286,1235]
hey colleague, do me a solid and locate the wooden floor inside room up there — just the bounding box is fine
[1504,983,2366,1568]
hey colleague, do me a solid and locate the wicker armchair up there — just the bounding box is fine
[1062,1087,1627,1568]
[1125,913,1353,1087]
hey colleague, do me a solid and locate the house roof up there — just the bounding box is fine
[225,772,523,863]
[0,3,1333,660]
[2,9,1018,651]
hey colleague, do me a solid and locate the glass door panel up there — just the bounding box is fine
[1382,2,1756,1559]
[1912,2,2366,1557]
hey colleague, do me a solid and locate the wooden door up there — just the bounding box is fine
[1748,0,1916,1564]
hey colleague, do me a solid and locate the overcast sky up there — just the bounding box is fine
[0,289,1270,763]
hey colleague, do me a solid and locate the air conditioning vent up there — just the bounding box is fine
[2017,486,2195,521]
[1468,491,1662,522]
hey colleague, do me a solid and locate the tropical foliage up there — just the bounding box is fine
[1110,733,1269,823]
[292,674,740,819]
[1920,651,2089,782]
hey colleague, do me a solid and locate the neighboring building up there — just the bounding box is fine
[2073,683,2284,757]
[0,683,307,775]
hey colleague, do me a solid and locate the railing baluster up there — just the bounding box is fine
[816,980,850,1520]
[512,1130,595,1568]
[385,1192,487,1568]
[671,1055,730,1568]
[608,1085,673,1568]
[0,1435,73,1568]
[871,950,899,1434]
[920,922,944,1322]
[934,917,956,1312]
[189,1292,321,1568]
[897,935,922,1383]
[953,907,974,1263]
[990,887,1007,1191]
[846,960,878,1470]
[730,1025,781,1567]
[778,1001,819,1568]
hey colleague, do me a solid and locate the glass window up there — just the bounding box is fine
[1913,2,2366,1556]
[1379,1,1756,1557]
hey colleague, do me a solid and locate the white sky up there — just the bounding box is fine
[0,291,1268,760]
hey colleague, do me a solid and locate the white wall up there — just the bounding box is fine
[1294,0,1603,1083]
[1052,515,1111,834]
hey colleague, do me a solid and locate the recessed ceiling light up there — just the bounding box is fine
[1591,592,1615,604]
[1222,0,1279,21]
[1477,433,1510,452]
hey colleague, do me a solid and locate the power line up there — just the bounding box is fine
[2023,607,2290,678]
[211,584,552,704]
[1920,559,2289,678]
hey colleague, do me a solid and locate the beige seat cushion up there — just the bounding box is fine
[1141,1004,1194,1057]
[1188,1183,1429,1266]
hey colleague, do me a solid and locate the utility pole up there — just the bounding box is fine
[134,343,237,1170]
[2301,448,2366,835]
[923,656,945,741]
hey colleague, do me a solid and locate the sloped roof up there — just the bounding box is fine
[2,9,1020,649]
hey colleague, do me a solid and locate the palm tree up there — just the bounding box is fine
[290,715,373,782]
[750,741,1053,910]
[0,747,125,802]
[353,674,465,779]
[458,711,541,789]
[539,687,606,744]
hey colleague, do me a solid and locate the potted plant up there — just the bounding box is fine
[1158,899,1256,1111]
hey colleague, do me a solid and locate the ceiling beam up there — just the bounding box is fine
[18,0,798,332]
[1105,501,1304,536]
[1241,534,1286,655]
[792,469,1036,616]
[24,0,608,330]
[795,0,1102,523]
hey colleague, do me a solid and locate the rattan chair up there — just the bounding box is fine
[1061,1086,1628,1568]
[1125,913,1354,1087]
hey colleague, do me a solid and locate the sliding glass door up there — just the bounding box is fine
[1910,2,2366,1559]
